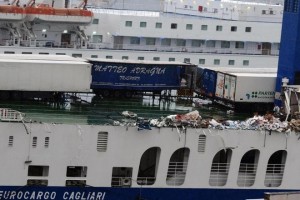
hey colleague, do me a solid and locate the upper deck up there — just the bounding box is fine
[0,96,237,125]
[89,0,283,23]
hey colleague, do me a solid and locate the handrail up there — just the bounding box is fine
[211,162,230,172]
[266,164,285,174]
[209,162,230,186]
[4,39,279,56]
[0,108,25,122]
[166,162,188,186]
[237,163,258,187]
[238,163,258,173]
[265,164,285,187]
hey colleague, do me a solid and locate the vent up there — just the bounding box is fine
[45,137,49,148]
[32,137,37,148]
[198,135,206,152]
[97,132,108,152]
[8,136,13,147]
[27,179,48,186]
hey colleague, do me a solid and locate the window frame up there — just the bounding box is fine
[125,21,132,27]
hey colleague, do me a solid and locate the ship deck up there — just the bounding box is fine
[0,95,245,125]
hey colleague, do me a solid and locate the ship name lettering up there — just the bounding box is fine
[0,191,56,199]
[63,191,106,200]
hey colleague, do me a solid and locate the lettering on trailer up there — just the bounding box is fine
[94,65,166,76]
[119,76,140,81]
[245,91,276,99]
[0,191,106,200]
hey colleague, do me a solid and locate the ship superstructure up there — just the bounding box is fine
[0,0,283,69]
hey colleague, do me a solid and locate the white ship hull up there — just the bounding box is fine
[0,120,297,199]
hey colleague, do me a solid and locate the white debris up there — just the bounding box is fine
[121,111,137,118]
[116,110,292,133]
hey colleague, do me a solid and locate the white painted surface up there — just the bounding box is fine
[234,73,276,102]
[0,56,91,92]
[0,122,297,189]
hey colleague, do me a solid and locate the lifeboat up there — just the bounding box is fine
[25,4,93,24]
[0,5,25,21]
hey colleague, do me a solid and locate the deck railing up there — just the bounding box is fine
[1,39,280,56]
[166,162,188,186]
[264,164,285,187]
[0,108,25,122]
[237,163,258,187]
[209,163,230,186]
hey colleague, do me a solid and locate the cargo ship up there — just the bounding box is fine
[1,0,300,199]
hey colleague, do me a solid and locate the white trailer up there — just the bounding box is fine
[226,73,276,103]
[0,55,91,93]
[213,71,277,111]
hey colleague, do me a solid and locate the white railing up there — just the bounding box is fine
[237,163,258,187]
[264,164,285,187]
[209,163,230,186]
[166,162,188,186]
[87,42,112,49]
[1,39,279,56]
[90,8,161,17]
[224,0,284,6]
[99,43,280,56]
[0,108,25,122]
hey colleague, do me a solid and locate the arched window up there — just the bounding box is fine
[264,150,287,187]
[209,149,232,186]
[166,148,190,186]
[237,149,260,187]
[137,147,161,185]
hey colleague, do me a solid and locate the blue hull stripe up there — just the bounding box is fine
[0,186,295,200]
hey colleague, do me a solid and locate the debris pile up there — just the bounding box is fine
[149,110,201,128]
[117,110,295,133]
[193,98,212,107]
[290,119,300,132]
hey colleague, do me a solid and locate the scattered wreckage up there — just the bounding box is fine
[118,110,299,133]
